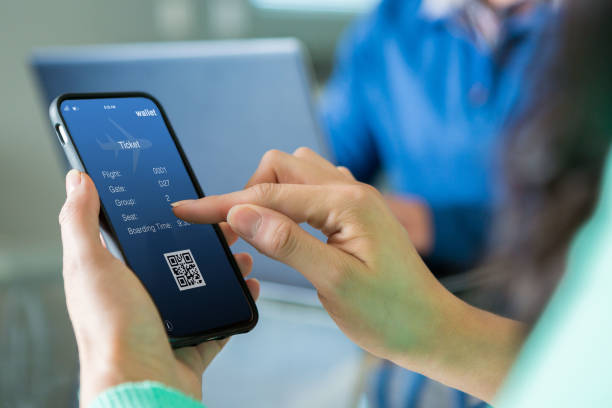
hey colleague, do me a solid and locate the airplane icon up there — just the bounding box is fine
[96,118,152,174]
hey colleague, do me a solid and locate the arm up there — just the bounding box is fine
[394,298,527,401]
[173,148,527,403]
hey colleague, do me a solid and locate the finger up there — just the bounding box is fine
[244,149,348,189]
[225,204,353,289]
[175,277,260,373]
[59,170,105,262]
[337,166,356,181]
[99,232,108,249]
[292,146,337,170]
[174,340,226,378]
[233,252,253,277]
[219,222,239,246]
[173,183,347,233]
[245,278,260,301]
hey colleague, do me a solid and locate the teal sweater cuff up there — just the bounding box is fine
[89,381,205,408]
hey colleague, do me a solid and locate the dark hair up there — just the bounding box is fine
[489,0,612,322]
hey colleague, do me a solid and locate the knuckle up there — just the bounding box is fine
[293,146,313,157]
[269,221,297,259]
[359,182,381,197]
[344,184,376,204]
[249,183,277,203]
[63,251,113,282]
[58,199,78,226]
[62,246,91,274]
[262,149,282,165]
[338,166,355,179]
[335,184,384,225]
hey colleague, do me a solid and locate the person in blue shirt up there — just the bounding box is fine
[320,0,555,274]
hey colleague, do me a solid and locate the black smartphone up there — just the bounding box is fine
[49,92,257,348]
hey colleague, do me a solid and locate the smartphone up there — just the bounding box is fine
[50,92,257,348]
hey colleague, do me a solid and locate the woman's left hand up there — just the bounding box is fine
[58,170,260,407]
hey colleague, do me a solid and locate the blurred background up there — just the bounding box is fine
[0,1,376,407]
[0,0,535,406]
[0,0,369,274]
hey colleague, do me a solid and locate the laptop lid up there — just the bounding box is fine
[31,38,329,289]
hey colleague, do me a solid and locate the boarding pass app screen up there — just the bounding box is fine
[60,96,252,337]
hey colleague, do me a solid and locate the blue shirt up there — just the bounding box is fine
[320,0,554,271]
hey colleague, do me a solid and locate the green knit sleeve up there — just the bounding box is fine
[89,382,205,408]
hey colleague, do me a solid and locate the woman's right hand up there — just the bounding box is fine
[172,148,525,402]
[172,148,449,360]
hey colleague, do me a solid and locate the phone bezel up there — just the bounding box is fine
[50,92,258,348]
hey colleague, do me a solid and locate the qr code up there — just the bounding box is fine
[163,249,206,291]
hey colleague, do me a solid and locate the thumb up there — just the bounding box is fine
[59,170,105,264]
[226,204,351,290]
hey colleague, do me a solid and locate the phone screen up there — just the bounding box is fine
[59,96,254,338]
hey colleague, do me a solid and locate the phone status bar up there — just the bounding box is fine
[62,104,80,112]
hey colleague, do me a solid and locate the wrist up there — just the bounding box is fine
[443,300,527,400]
[79,354,132,408]
[390,289,527,403]
[78,344,185,407]
[383,281,459,370]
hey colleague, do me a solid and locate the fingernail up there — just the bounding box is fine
[227,205,262,239]
[66,170,82,195]
[171,200,196,208]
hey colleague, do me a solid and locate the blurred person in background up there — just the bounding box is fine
[58,0,612,405]
[321,0,556,274]
[320,0,558,404]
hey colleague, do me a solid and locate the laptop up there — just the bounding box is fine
[31,38,329,293]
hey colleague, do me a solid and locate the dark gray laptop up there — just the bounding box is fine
[31,38,329,289]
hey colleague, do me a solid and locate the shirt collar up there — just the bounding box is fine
[420,0,555,51]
